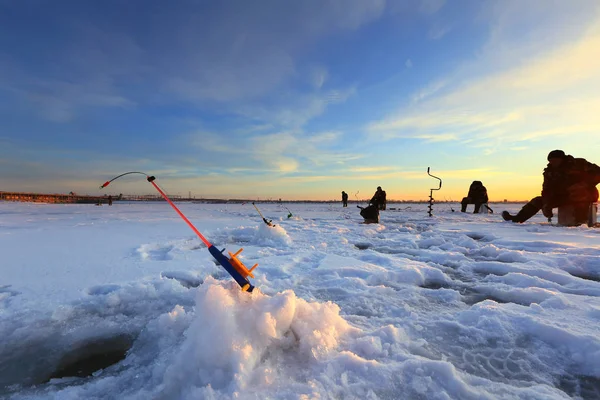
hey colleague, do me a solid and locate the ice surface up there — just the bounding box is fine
[1,201,599,399]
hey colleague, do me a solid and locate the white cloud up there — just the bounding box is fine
[428,24,451,40]
[274,157,300,173]
[419,0,446,15]
[159,0,385,104]
[349,166,395,173]
[405,59,413,68]
[166,50,295,103]
[20,80,135,122]
[0,26,140,122]
[367,6,600,151]
[1,0,385,122]
[188,131,246,155]
[307,131,342,144]
[309,66,329,89]
[238,87,356,129]
[410,79,448,103]
[239,127,364,174]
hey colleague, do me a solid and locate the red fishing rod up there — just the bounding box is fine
[100,172,257,292]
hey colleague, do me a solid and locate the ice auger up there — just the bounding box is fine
[427,167,442,217]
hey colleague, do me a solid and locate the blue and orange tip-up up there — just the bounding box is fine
[100,172,257,292]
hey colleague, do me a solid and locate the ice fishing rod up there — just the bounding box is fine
[427,167,442,217]
[100,172,257,292]
[252,202,275,227]
[281,205,293,219]
[444,197,456,212]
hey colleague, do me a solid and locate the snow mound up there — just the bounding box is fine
[157,278,353,397]
[81,278,355,399]
[253,223,293,247]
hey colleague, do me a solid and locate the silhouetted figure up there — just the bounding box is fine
[108,195,113,206]
[370,186,386,210]
[461,181,488,213]
[358,204,379,224]
[341,191,348,207]
[502,150,600,223]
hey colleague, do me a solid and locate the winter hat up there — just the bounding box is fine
[547,150,566,161]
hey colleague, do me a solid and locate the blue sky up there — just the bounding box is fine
[1,0,600,200]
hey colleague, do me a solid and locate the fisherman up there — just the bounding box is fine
[108,195,113,206]
[358,204,379,224]
[342,191,348,207]
[502,150,600,223]
[379,188,387,210]
[460,181,488,213]
[370,186,386,210]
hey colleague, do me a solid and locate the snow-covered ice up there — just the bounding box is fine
[1,201,600,399]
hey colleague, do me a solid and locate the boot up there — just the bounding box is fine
[504,200,542,223]
[461,203,467,213]
[473,203,481,214]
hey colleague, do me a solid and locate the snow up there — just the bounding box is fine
[1,201,600,399]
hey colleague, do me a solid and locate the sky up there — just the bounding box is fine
[1,0,600,201]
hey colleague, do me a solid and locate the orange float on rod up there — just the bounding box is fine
[228,248,258,279]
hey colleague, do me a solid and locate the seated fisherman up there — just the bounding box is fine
[358,205,379,223]
[502,150,600,223]
[461,181,489,213]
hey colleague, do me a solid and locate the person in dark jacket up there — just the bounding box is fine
[461,181,488,213]
[358,204,379,223]
[341,191,348,207]
[379,189,387,210]
[370,186,386,210]
[502,150,600,223]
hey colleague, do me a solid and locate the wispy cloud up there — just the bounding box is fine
[247,129,357,173]
[429,168,512,179]
[410,79,448,104]
[185,126,355,177]
[419,0,446,15]
[367,8,600,151]
[237,87,356,129]
[309,65,329,89]
[0,0,381,122]
[156,0,384,105]
[188,131,247,155]
[349,166,395,173]
[1,65,136,123]
[428,23,452,40]
[0,24,142,122]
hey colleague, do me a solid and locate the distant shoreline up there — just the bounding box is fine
[0,191,528,204]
